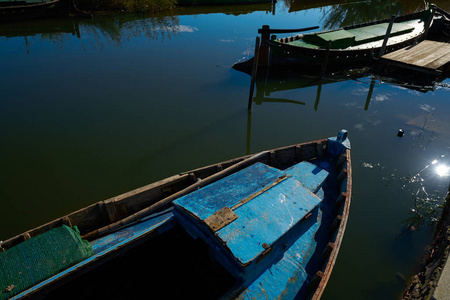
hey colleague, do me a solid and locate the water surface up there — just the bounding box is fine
[1,0,450,298]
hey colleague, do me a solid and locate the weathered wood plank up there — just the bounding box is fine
[412,48,450,67]
[381,40,450,74]
[424,51,450,69]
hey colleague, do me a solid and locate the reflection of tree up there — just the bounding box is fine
[79,15,180,49]
[76,0,176,14]
[320,0,406,29]
[0,14,181,52]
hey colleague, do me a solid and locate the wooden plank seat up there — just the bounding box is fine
[173,162,328,281]
[381,40,450,75]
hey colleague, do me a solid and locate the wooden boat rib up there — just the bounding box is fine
[0,130,352,300]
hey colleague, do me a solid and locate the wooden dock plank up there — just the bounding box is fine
[424,51,450,70]
[381,40,450,75]
[384,41,437,63]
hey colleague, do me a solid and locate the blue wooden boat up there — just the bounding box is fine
[0,130,352,299]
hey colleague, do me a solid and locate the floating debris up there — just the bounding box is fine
[362,162,375,168]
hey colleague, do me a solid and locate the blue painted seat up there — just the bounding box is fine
[173,162,327,282]
[284,161,328,194]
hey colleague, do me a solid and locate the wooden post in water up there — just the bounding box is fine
[248,36,261,111]
[378,16,395,59]
[258,25,271,68]
[320,40,332,79]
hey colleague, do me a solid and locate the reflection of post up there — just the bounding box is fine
[74,20,81,38]
[24,36,30,55]
[246,109,252,155]
[248,36,261,111]
[254,67,268,105]
[314,81,322,111]
[364,78,375,111]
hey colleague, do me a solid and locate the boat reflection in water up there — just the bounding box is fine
[244,68,374,154]
[245,67,432,113]
[250,70,367,111]
[243,66,448,154]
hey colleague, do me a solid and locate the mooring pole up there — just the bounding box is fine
[258,25,271,68]
[248,36,261,111]
[320,40,332,79]
[378,16,395,59]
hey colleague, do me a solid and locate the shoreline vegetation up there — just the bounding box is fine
[75,0,178,14]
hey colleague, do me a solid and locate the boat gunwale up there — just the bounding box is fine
[311,148,352,299]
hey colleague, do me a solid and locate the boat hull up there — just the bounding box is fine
[268,35,422,70]
[0,132,352,300]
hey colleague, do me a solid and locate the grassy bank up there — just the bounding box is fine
[75,0,177,13]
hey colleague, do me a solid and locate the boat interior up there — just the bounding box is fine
[44,155,345,299]
[280,18,425,50]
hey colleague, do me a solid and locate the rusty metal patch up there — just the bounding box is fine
[204,206,238,232]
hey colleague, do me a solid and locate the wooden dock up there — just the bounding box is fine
[381,40,450,75]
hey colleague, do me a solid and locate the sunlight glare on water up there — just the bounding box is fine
[435,164,450,177]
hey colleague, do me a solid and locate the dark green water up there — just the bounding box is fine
[1,0,450,298]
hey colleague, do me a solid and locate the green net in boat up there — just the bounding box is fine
[0,225,94,299]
